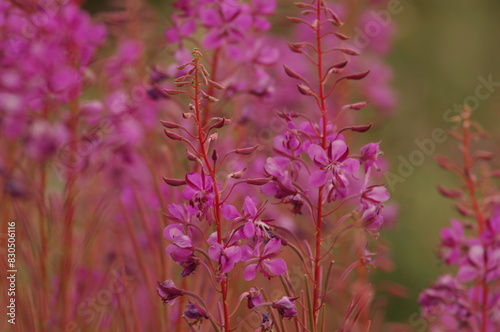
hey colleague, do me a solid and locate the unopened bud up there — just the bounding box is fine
[437,186,462,199]
[164,130,184,141]
[297,84,312,96]
[235,145,259,155]
[351,124,372,132]
[160,120,180,129]
[230,168,247,179]
[344,102,368,111]
[163,177,187,186]
[283,65,302,80]
[247,178,272,185]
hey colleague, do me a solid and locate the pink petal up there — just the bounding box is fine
[244,263,259,281]
[308,144,328,166]
[263,258,287,277]
[309,170,327,187]
[221,204,240,220]
[243,196,258,216]
[262,238,281,256]
[329,140,348,161]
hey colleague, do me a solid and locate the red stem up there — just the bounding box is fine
[193,54,230,331]
[313,1,328,330]
[461,114,488,332]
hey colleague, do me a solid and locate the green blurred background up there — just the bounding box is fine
[84,0,500,325]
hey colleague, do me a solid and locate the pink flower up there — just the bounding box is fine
[246,287,263,309]
[182,172,215,217]
[222,197,272,240]
[272,296,298,319]
[164,224,199,277]
[244,238,287,280]
[184,301,208,321]
[208,233,252,275]
[308,141,359,200]
[439,220,467,265]
[157,280,184,305]
[359,143,380,172]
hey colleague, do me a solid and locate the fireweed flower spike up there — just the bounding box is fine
[259,1,392,330]
[419,106,500,331]
[159,49,289,331]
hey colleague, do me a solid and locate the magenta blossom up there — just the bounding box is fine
[222,196,272,240]
[157,280,184,305]
[182,172,215,217]
[457,244,500,283]
[359,142,381,172]
[244,238,287,280]
[308,141,359,200]
[272,296,298,319]
[164,224,199,277]
[246,287,264,309]
[184,301,209,321]
[439,219,467,265]
[208,233,252,276]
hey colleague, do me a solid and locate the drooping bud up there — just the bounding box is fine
[435,155,455,171]
[473,151,493,160]
[437,186,462,199]
[337,48,360,56]
[186,149,198,161]
[283,65,302,80]
[157,280,184,305]
[164,89,183,95]
[163,177,187,186]
[272,296,298,319]
[247,178,272,185]
[211,149,218,162]
[246,288,263,309]
[160,120,180,129]
[208,79,225,90]
[235,145,259,155]
[351,124,372,132]
[229,168,247,179]
[164,130,184,141]
[342,70,371,81]
[297,84,313,96]
[343,102,368,111]
[334,32,349,40]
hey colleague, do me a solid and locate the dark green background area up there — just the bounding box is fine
[83,0,500,325]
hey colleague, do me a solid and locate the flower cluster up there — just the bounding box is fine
[419,107,500,331]
[0,0,106,159]
[159,49,291,330]
[158,1,393,331]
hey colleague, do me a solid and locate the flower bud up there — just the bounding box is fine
[164,130,184,141]
[163,177,187,186]
[160,120,180,129]
[351,124,372,132]
[235,145,259,155]
[247,178,272,185]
